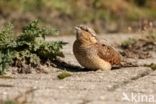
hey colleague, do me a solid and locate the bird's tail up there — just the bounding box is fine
[112,58,141,69]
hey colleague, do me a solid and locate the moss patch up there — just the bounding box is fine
[57,71,72,79]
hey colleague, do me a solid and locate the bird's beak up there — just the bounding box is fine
[74,26,81,31]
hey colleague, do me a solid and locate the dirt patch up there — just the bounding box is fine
[120,38,156,59]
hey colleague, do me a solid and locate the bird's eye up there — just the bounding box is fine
[85,29,89,32]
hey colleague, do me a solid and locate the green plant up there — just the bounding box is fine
[146,30,156,41]
[2,100,17,104]
[121,38,137,48]
[0,23,15,74]
[0,20,65,74]
[0,51,12,74]
[57,71,72,79]
[146,63,156,70]
[22,0,43,12]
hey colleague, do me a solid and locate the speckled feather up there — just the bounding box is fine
[95,43,121,64]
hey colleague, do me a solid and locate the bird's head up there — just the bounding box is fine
[74,25,97,44]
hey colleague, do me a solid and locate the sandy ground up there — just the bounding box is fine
[0,34,156,104]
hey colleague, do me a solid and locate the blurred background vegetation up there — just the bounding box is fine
[0,0,156,34]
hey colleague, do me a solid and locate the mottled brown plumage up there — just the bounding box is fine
[73,25,121,70]
[96,43,121,65]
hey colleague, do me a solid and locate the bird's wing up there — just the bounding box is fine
[95,43,121,64]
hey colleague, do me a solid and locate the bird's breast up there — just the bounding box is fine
[73,41,99,69]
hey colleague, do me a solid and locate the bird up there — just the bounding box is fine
[73,25,121,71]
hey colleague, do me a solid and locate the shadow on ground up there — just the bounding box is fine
[52,59,92,72]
